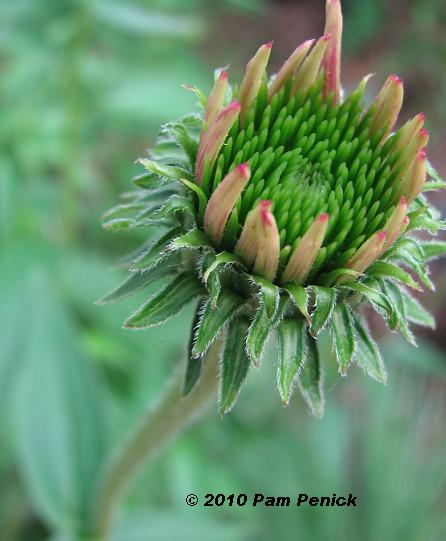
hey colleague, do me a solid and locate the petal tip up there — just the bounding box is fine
[237,162,251,179]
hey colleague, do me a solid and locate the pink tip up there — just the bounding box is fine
[227,100,241,111]
[260,200,272,226]
[390,74,402,84]
[399,196,408,206]
[418,112,425,122]
[377,231,387,241]
[402,216,410,225]
[321,34,332,42]
[237,163,250,178]
[264,41,273,49]
[420,129,429,137]
[318,213,329,223]
[418,150,427,160]
[219,70,229,80]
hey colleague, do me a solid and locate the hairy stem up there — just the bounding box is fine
[92,341,220,540]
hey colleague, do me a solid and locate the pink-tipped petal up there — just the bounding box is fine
[204,163,251,245]
[292,34,331,96]
[235,201,280,281]
[383,196,408,247]
[367,75,404,141]
[268,39,315,101]
[203,70,229,132]
[281,213,329,284]
[345,231,388,273]
[252,201,280,282]
[239,43,272,126]
[406,151,427,203]
[195,100,241,185]
[323,0,343,104]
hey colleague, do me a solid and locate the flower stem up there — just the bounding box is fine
[92,341,220,541]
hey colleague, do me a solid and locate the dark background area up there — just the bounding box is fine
[1,1,446,540]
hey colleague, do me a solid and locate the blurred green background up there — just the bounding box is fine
[1,1,446,540]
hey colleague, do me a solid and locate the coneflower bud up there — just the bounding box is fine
[239,42,273,126]
[281,213,329,284]
[392,113,425,156]
[195,100,240,184]
[203,70,228,132]
[292,34,330,96]
[268,39,314,100]
[323,0,342,104]
[367,75,404,141]
[235,200,280,281]
[346,231,388,273]
[204,163,251,245]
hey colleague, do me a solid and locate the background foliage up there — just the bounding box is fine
[1,1,445,540]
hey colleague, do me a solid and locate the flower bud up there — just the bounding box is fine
[268,39,314,101]
[204,163,251,245]
[239,42,273,126]
[346,231,388,273]
[235,200,280,282]
[281,213,329,284]
[367,75,404,141]
[323,0,343,104]
[405,151,427,203]
[203,70,228,132]
[292,35,330,96]
[195,100,241,184]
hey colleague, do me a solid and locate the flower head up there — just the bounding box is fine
[101,1,446,417]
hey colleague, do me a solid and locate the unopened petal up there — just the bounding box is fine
[281,213,329,284]
[252,201,280,282]
[383,196,408,247]
[367,75,404,141]
[204,163,251,245]
[406,151,427,203]
[292,35,330,96]
[345,231,387,273]
[203,70,228,132]
[323,0,343,105]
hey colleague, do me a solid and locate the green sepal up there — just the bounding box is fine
[202,252,244,282]
[183,301,205,396]
[425,160,446,191]
[284,284,311,324]
[342,281,396,329]
[310,286,337,336]
[131,227,182,271]
[132,172,165,189]
[421,241,446,260]
[367,261,422,291]
[402,289,435,329]
[389,238,434,290]
[180,178,209,222]
[246,295,288,367]
[251,276,280,318]
[148,194,195,222]
[170,229,213,251]
[218,317,251,415]
[97,252,181,305]
[352,313,387,384]
[192,290,244,357]
[137,158,193,182]
[277,318,308,405]
[318,268,362,287]
[379,279,416,346]
[181,83,207,108]
[297,336,324,418]
[169,123,199,166]
[329,302,355,376]
[124,274,205,329]
[101,202,146,231]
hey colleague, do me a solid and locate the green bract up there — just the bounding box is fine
[101,0,446,416]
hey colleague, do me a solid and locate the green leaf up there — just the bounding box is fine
[421,241,446,260]
[218,318,251,415]
[13,274,105,534]
[137,158,193,181]
[180,178,209,221]
[310,286,337,336]
[402,291,435,329]
[246,295,288,367]
[318,267,362,286]
[124,274,205,329]
[367,260,422,291]
[170,229,213,251]
[148,194,195,222]
[329,302,355,376]
[98,253,180,304]
[426,160,446,189]
[192,290,244,357]
[252,276,280,318]
[380,280,416,346]
[202,252,244,282]
[284,284,311,323]
[352,313,387,384]
[277,318,308,405]
[183,301,205,396]
[297,337,324,418]
[342,281,396,328]
[389,238,434,290]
